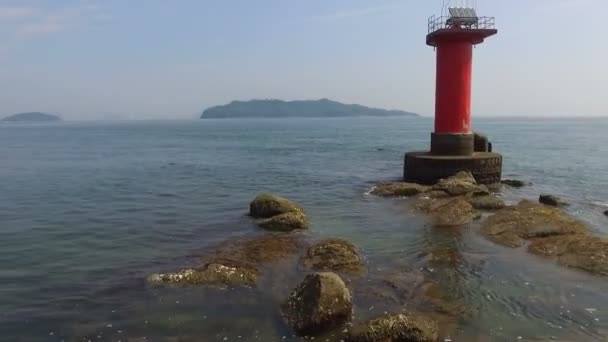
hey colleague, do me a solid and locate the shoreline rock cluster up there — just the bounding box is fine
[146,177,607,339]
[371,171,608,277]
[482,200,607,276]
[148,193,440,340]
[374,171,506,227]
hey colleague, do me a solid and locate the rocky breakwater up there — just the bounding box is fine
[481,200,608,276]
[281,271,443,340]
[148,193,447,338]
[373,171,506,227]
[371,171,608,277]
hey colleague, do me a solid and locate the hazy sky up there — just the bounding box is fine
[0,0,606,119]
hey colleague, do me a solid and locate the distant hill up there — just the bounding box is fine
[1,112,61,123]
[201,99,418,119]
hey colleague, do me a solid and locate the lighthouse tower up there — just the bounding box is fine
[404,4,502,184]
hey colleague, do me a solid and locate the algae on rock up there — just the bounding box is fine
[347,313,439,342]
[249,193,309,231]
[302,238,364,274]
[417,196,479,227]
[282,272,353,335]
[432,171,479,196]
[148,234,306,288]
[479,200,608,276]
[480,200,586,248]
[371,182,430,197]
[467,195,507,210]
[249,193,304,218]
[147,263,257,288]
[529,235,608,276]
[257,211,308,231]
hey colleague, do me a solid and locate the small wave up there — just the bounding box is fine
[590,201,608,208]
[364,186,376,195]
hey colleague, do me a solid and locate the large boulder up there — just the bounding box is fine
[480,200,587,248]
[539,194,568,207]
[249,193,304,218]
[250,194,309,231]
[147,263,257,288]
[302,239,364,274]
[347,313,439,342]
[418,197,479,227]
[529,235,608,276]
[257,211,308,231]
[371,182,430,197]
[282,272,353,335]
[467,195,507,210]
[432,171,478,196]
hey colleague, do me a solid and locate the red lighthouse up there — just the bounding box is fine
[404,6,502,184]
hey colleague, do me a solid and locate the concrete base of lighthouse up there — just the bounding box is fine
[404,151,502,185]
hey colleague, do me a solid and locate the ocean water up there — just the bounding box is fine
[1,117,607,341]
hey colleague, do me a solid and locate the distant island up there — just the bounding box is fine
[1,112,61,123]
[201,99,418,119]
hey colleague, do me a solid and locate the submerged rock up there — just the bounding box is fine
[419,197,479,227]
[249,193,304,218]
[147,263,257,288]
[302,239,364,274]
[604,210,608,217]
[257,211,308,231]
[250,194,309,231]
[432,171,478,196]
[529,235,608,276]
[480,200,587,248]
[200,234,305,266]
[148,235,305,288]
[539,194,568,207]
[282,272,352,335]
[371,182,431,197]
[379,271,428,303]
[347,313,439,342]
[480,200,608,276]
[467,195,507,210]
[501,179,528,188]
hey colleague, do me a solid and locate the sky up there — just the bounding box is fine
[0,0,606,120]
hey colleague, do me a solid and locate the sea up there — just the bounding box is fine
[1,117,607,341]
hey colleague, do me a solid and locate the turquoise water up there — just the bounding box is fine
[1,117,607,341]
